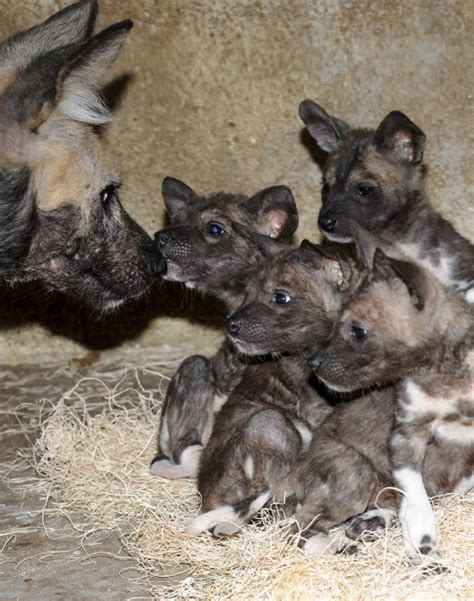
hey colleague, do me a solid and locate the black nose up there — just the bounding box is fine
[155,229,173,248]
[318,215,338,233]
[226,316,244,335]
[308,354,323,371]
[146,249,167,277]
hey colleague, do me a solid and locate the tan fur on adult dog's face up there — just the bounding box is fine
[0,1,165,310]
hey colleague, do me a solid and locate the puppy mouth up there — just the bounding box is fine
[319,227,354,244]
[229,337,268,356]
[163,260,187,282]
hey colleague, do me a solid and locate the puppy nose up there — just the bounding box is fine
[318,215,338,233]
[226,316,244,335]
[155,230,173,248]
[308,354,323,371]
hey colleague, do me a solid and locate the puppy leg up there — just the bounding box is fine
[391,425,437,560]
[150,355,216,479]
[189,408,303,537]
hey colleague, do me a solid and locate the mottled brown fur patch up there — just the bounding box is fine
[357,146,404,185]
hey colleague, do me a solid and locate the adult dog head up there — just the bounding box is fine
[0,0,165,311]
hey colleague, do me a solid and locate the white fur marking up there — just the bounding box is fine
[304,533,339,556]
[149,445,202,480]
[394,467,437,558]
[293,419,313,450]
[185,505,239,536]
[244,455,255,480]
[159,414,170,457]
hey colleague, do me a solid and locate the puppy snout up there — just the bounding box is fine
[226,316,244,336]
[318,215,338,233]
[308,353,323,372]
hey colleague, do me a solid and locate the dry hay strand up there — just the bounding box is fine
[27,361,474,600]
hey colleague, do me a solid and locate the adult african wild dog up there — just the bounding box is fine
[299,100,474,302]
[310,242,473,560]
[150,177,298,479]
[0,0,165,310]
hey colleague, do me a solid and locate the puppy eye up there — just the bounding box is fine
[207,222,225,236]
[321,181,330,194]
[100,183,119,206]
[352,326,368,340]
[356,184,375,197]
[273,292,292,305]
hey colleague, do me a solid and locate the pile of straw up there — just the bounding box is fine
[9,357,474,599]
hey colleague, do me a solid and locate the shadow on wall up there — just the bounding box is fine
[0,282,224,351]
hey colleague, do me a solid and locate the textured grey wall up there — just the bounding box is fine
[0,0,472,362]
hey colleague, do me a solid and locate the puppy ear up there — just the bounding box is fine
[242,185,298,240]
[373,111,426,164]
[161,177,199,223]
[0,0,98,71]
[373,249,438,314]
[299,240,352,290]
[299,99,350,153]
[232,222,283,261]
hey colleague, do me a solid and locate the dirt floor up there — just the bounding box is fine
[0,362,162,601]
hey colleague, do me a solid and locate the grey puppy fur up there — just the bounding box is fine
[185,241,352,537]
[0,0,165,310]
[150,178,297,479]
[299,100,474,302]
[311,240,473,560]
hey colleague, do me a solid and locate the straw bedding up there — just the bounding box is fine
[3,354,473,600]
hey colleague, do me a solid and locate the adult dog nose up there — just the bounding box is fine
[226,316,244,335]
[318,215,338,233]
[146,249,167,277]
[155,229,173,248]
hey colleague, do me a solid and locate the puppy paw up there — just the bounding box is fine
[345,508,396,541]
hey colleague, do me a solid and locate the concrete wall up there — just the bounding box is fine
[1,0,472,362]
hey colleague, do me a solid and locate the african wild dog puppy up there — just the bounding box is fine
[150,178,298,479]
[185,241,353,537]
[0,0,165,309]
[299,100,474,301]
[310,244,473,559]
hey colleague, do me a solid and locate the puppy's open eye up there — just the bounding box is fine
[273,292,292,305]
[356,183,376,197]
[207,222,225,236]
[100,183,119,207]
[352,326,368,340]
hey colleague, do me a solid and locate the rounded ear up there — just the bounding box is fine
[242,185,298,240]
[373,111,426,164]
[299,99,350,153]
[299,240,352,290]
[161,177,199,223]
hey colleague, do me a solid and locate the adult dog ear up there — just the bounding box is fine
[161,177,199,223]
[0,16,132,162]
[299,99,350,153]
[373,248,438,315]
[242,185,298,240]
[373,111,426,164]
[0,0,98,71]
[299,240,352,290]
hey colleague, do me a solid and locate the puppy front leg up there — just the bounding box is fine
[391,425,436,559]
[150,355,216,479]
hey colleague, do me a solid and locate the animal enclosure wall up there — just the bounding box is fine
[1,0,472,362]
